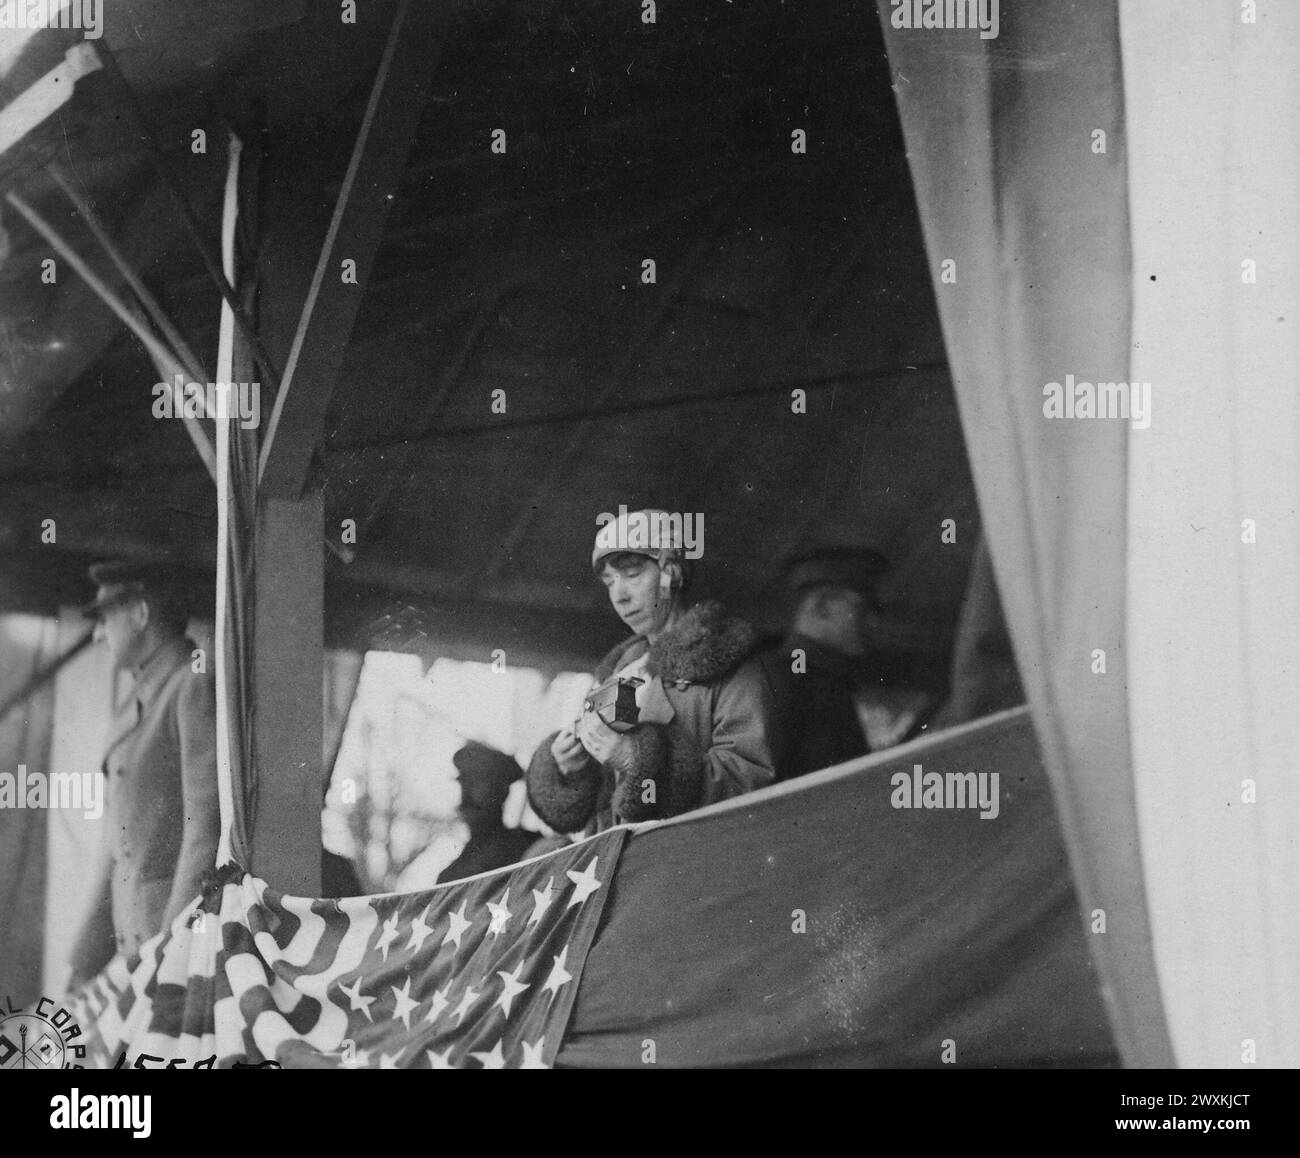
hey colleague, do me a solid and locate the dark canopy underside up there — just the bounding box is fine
[0,0,976,671]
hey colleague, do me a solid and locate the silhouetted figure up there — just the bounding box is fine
[769,546,935,780]
[436,743,535,884]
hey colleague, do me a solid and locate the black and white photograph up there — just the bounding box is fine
[0,0,1295,1126]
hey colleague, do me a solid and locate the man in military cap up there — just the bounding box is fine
[66,560,220,988]
[436,742,536,884]
[769,546,935,780]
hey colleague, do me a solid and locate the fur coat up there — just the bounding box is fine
[526,601,780,835]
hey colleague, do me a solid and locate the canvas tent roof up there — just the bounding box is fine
[0,0,977,671]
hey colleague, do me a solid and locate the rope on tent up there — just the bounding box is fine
[213,133,244,869]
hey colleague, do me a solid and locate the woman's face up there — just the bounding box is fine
[599,553,672,637]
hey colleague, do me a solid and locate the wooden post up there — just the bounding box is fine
[244,1,446,886]
[238,134,325,893]
[250,492,324,893]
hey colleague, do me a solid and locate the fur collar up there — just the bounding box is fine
[594,601,760,687]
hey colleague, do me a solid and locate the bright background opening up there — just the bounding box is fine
[324,652,590,892]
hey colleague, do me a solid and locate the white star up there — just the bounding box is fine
[541,946,573,999]
[527,877,555,926]
[469,1040,507,1069]
[424,984,452,1024]
[486,889,512,938]
[425,1048,453,1069]
[450,986,480,1026]
[565,857,604,907]
[493,962,531,1019]
[442,900,472,950]
[390,977,419,1030]
[339,976,376,1021]
[405,906,435,953]
[519,1038,548,1069]
[378,1052,402,1069]
[375,912,401,960]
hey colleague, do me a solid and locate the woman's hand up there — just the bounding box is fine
[576,713,627,767]
[551,728,591,777]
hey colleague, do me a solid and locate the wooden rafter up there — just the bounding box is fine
[256,0,447,499]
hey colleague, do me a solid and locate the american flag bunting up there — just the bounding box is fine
[67,828,627,1069]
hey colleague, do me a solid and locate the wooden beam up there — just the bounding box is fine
[257,0,447,499]
[0,45,101,156]
[249,493,324,892]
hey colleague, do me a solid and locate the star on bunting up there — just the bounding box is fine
[442,900,472,950]
[493,962,531,1019]
[390,977,419,1030]
[527,877,555,927]
[375,912,401,960]
[424,984,451,1024]
[519,1038,548,1069]
[426,1048,453,1069]
[470,1040,507,1069]
[541,946,573,999]
[450,986,480,1026]
[339,976,376,1021]
[565,857,603,907]
[405,906,435,953]
[486,889,512,938]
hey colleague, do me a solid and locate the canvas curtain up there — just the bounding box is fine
[41,611,120,999]
[559,708,1114,1067]
[1120,0,1300,1068]
[876,0,1173,1066]
[0,613,59,1008]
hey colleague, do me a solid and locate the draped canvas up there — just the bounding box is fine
[42,612,118,998]
[876,0,1174,1065]
[0,614,59,1009]
[1121,0,1300,1067]
[559,708,1115,1067]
